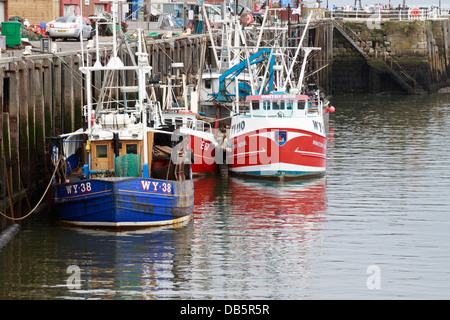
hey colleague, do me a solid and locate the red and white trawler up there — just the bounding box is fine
[161,108,219,176]
[226,14,334,179]
[227,91,328,178]
[159,62,219,176]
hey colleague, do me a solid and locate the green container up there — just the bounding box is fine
[1,21,22,47]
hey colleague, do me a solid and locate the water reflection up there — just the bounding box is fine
[189,176,327,299]
[63,223,196,299]
[228,176,327,230]
[316,93,450,299]
[3,93,450,299]
[0,221,194,300]
[1,175,328,300]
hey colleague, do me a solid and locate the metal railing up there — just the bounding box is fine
[187,119,213,134]
[329,6,450,21]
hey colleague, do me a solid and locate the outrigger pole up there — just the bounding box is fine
[282,12,312,92]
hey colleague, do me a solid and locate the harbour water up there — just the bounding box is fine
[1,93,450,299]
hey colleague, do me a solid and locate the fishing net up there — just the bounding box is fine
[115,154,140,177]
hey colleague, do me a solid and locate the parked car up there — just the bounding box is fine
[47,16,94,41]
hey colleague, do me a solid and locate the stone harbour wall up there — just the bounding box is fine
[332,19,450,94]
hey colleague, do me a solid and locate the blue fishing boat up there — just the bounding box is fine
[53,175,193,228]
[48,4,194,228]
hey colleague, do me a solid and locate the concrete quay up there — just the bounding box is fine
[0,21,182,58]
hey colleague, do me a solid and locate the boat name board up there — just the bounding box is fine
[247,94,309,101]
[140,180,172,194]
[60,179,174,198]
[231,121,246,135]
[65,182,92,195]
[312,120,324,134]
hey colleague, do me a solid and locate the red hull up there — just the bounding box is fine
[190,134,218,175]
[228,127,326,177]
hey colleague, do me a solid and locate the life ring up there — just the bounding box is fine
[247,13,254,25]
[277,111,284,118]
[241,13,254,25]
[410,8,420,17]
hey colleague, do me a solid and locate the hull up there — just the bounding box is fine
[160,112,218,175]
[54,177,194,228]
[190,132,219,175]
[227,117,327,178]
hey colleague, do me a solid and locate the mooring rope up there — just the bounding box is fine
[0,158,61,221]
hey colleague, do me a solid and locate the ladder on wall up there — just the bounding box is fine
[331,19,423,94]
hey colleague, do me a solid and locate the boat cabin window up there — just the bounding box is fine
[255,101,291,110]
[126,144,138,154]
[250,100,305,112]
[175,117,183,126]
[96,145,108,158]
[205,79,211,89]
[298,101,306,110]
[307,101,319,114]
[273,101,287,110]
[276,102,292,110]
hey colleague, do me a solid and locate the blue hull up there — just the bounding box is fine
[53,177,194,228]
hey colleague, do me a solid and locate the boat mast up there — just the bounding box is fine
[135,29,153,178]
[79,0,85,68]
[296,47,320,93]
[108,0,124,68]
[202,5,220,66]
[80,0,153,178]
[282,12,312,92]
